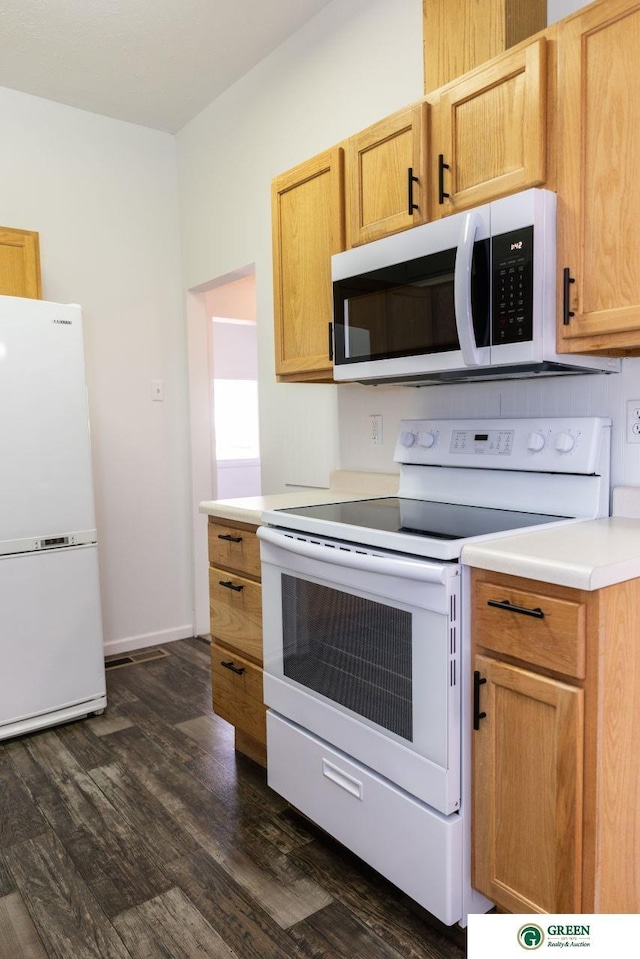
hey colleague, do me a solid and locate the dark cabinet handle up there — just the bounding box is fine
[221,660,245,675]
[219,580,244,592]
[407,167,419,215]
[328,321,334,361]
[487,598,544,619]
[438,154,450,204]
[563,267,576,325]
[218,533,242,543]
[473,670,487,730]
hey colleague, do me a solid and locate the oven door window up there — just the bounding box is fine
[332,240,490,365]
[282,574,413,741]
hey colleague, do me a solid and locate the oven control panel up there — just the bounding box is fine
[394,417,611,474]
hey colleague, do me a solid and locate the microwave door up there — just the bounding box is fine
[454,211,491,369]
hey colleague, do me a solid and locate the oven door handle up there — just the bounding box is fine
[257,526,453,584]
[454,210,486,368]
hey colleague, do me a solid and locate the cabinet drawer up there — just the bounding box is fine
[208,521,260,579]
[473,579,586,679]
[211,643,266,746]
[209,566,262,663]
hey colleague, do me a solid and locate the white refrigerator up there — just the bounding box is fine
[0,294,106,740]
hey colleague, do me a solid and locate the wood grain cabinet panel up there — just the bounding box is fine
[207,520,261,579]
[272,146,345,381]
[473,654,584,914]
[471,567,640,914]
[207,516,266,765]
[211,643,266,747]
[473,578,586,679]
[208,566,262,665]
[346,103,428,247]
[0,226,42,299]
[557,0,640,354]
[432,38,547,215]
[423,0,546,93]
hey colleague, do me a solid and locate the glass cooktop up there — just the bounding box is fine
[278,497,569,542]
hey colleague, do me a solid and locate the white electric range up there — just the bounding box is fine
[258,417,611,926]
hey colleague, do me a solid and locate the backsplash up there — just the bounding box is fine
[338,356,640,493]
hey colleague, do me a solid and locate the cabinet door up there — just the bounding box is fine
[272,146,345,381]
[346,103,428,247]
[0,226,42,299]
[433,38,546,216]
[557,1,640,353]
[473,654,583,914]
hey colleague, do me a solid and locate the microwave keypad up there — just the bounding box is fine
[492,226,534,345]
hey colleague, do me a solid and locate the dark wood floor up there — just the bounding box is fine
[0,638,466,959]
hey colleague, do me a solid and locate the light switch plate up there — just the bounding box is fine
[151,379,165,402]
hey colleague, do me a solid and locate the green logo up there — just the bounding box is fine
[517,924,545,950]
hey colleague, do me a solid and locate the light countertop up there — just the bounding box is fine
[199,470,399,526]
[201,478,640,591]
[462,486,640,590]
[462,514,640,591]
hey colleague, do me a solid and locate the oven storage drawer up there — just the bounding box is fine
[267,711,462,926]
[209,566,263,663]
[473,575,586,679]
[212,643,266,746]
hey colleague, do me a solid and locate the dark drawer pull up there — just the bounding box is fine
[407,166,419,215]
[221,660,245,675]
[563,267,576,325]
[219,580,244,592]
[218,533,243,543]
[438,153,450,204]
[473,670,487,730]
[487,599,544,619]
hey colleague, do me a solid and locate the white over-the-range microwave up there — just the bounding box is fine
[331,188,620,385]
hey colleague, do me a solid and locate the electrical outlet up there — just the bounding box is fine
[626,400,640,443]
[370,414,383,446]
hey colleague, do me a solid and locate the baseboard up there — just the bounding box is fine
[103,625,194,658]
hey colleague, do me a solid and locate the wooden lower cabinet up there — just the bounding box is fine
[208,516,266,765]
[473,654,583,913]
[471,568,640,914]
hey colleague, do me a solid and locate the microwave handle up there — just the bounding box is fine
[454,211,486,368]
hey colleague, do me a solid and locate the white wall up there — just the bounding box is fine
[177,0,424,495]
[0,86,192,654]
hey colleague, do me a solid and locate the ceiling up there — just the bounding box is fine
[0,0,335,133]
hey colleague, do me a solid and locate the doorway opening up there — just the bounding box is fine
[206,276,261,498]
[186,266,259,637]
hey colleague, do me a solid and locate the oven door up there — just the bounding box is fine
[258,526,461,814]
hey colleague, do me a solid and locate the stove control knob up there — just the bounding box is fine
[555,431,576,453]
[418,431,436,449]
[527,431,546,452]
[400,430,417,448]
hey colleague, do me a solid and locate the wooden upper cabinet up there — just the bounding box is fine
[272,146,345,381]
[423,0,547,93]
[346,103,428,247]
[432,37,547,216]
[557,0,640,355]
[0,226,42,299]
